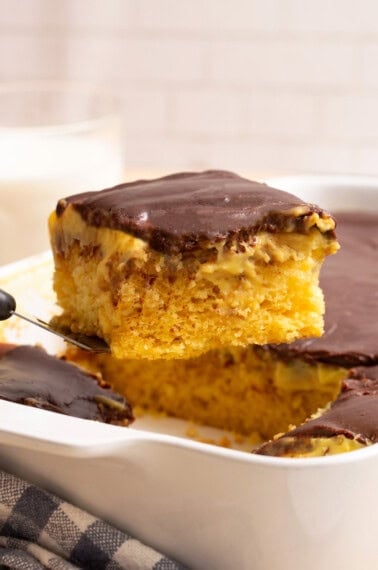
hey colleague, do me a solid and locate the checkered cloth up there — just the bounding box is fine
[0,470,187,569]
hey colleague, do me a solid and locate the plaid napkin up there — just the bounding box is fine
[0,470,187,570]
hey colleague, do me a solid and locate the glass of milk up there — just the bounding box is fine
[0,81,125,265]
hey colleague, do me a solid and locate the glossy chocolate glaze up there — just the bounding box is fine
[56,170,334,254]
[271,212,378,367]
[352,365,378,381]
[0,344,133,424]
[288,373,378,444]
[260,367,378,454]
[255,366,378,455]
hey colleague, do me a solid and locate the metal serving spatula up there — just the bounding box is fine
[0,289,110,353]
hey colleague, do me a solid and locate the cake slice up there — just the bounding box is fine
[0,343,133,425]
[254,366,378,457]
[49,170,338,360]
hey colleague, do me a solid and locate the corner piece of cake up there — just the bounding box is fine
[0,343,134,425]
[49,170,338,359]
[254,366,378,458]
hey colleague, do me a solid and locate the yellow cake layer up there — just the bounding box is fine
[50,207,338,360]
[66,345,346,439]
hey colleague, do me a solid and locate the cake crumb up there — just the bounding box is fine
[132,405,147,419]
[185,424,232,448]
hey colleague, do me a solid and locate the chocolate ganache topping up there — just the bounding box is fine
[271,212,378,367]
[0,344,133,424]
[56,170,335,254]
[255,365,378,456]
[280,366,378,444]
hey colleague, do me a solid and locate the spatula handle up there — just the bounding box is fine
[0,289,16,321]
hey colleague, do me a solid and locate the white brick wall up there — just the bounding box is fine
[1,0,378,177]
[209,40,358,87]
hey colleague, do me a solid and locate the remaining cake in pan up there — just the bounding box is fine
[0,343,134,425]
[254,366,378,457]
[66,344,345,440]
[49,170,338,359]
[65,211,377,442]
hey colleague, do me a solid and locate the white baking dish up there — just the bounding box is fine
[0,175,377,570]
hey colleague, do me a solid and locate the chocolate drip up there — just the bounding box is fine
[0,344,133,425]
[56,170,334,254]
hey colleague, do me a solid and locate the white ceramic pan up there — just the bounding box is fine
[0,175,377,570]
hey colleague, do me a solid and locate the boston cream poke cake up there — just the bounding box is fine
[66,211,378,446]
[49,170,338,360]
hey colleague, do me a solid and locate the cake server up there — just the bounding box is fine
[0,289,110,353]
